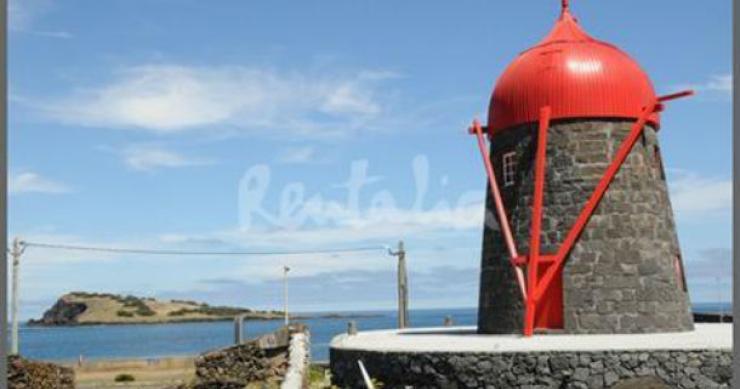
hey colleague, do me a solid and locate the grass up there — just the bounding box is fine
[308,365,341,389]
[167,306,253,317]
[113,373,135,382]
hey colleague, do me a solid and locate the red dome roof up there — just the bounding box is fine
[487,4,659,134]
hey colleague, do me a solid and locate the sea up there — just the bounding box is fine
[14,303,731,363]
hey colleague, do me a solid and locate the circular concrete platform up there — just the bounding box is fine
[330,325,732,388]
[331,324,731,353]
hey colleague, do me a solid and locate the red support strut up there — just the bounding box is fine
[534,91,693,304]
[524,106,551,336]
[470,120,528,302]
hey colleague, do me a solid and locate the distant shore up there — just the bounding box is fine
[29,291,382,327]
[26,312,383,327]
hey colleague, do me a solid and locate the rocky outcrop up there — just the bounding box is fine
[7,355,75,389]
[29,297,88,325]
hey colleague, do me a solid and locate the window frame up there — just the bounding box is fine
[502,151,517,187]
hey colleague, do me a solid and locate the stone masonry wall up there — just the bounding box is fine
[478,119,693,334]
[179,324,308,388]
[7,355,75,389]
[330,348,732,388]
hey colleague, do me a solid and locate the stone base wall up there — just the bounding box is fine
[176,324,308,388]
[330,349,731,389]
[193,341,288,386]
[7,355,75,389]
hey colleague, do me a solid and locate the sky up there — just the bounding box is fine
[7,0,732,320]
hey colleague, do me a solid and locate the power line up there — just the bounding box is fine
[19,241,387,256]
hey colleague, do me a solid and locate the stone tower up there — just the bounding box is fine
[474,2,694,335]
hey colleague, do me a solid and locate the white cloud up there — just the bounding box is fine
[684,247,732,303]
[38,65,396,138]
[9,0,47,30]
[704,75,732,92]
[9,172,70,194]
[685,248,732,280]
[277,146,317,164]
[12,197,485,268]
[668,171,732,214]
[161,198,487,261]
[674,74,732,95]
[122,145,214,171]
[9,0,71,38]
[28,30,73,39]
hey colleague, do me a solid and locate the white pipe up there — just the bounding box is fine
[357,360,375,389]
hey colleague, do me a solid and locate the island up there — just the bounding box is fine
[29,292,379,326]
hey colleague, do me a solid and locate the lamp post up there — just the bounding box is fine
[283,265,290,326]
[10,237,26,355]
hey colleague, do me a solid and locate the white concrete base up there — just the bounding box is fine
[331,324,732,353]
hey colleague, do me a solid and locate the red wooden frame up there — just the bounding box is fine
[524,106,551,336]
[470,90,693,336]
[470,120,528,302]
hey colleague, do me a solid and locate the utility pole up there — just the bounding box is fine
[10,237,25,355]
[283,265,290,326]
[389,241,408,329]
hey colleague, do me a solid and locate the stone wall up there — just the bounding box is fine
[7,355,75,389]
[281,330,310,388]
[176,324,308,388]
[193,341,287,386]
[330,349,731,388]
[478,119,693,334]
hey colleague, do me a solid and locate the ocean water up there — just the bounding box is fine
[17,308,477,362]
[15,303,731,363]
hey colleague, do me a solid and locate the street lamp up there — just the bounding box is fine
[283,265,290,326]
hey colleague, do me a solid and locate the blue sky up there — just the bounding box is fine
[8,0,732,319]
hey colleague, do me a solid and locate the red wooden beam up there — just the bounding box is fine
[524,106,551,336]
[470,120,528,302]
[511,255,557,266]
[532,91,693,303]
[658,90,694,102]
[532,102,656,302]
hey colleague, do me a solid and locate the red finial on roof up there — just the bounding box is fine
[561,0,570,18]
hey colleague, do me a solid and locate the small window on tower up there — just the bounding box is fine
[502,151,517,187]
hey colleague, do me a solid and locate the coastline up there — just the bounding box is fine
[14,306,729,363]
[25,312,384,327]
